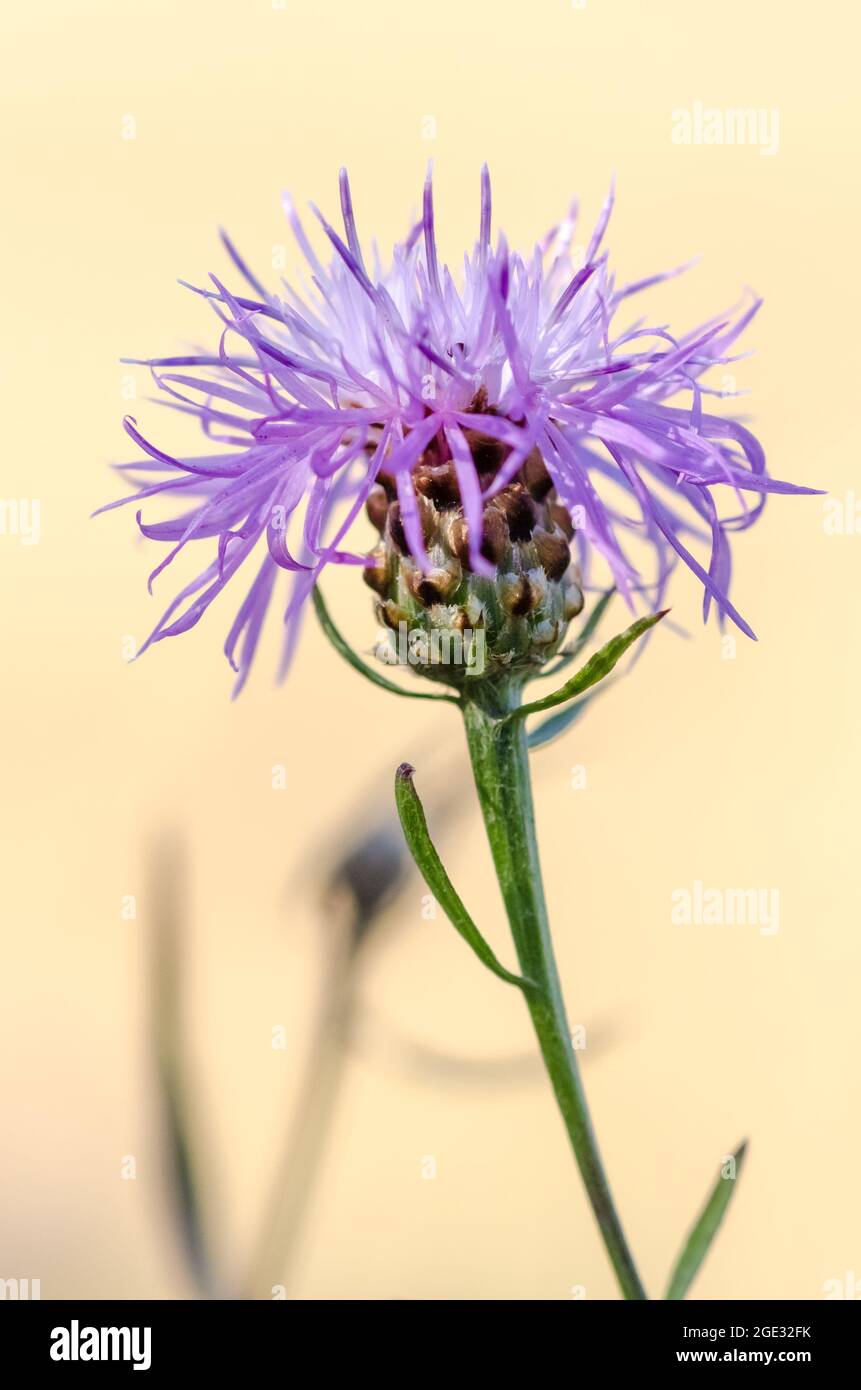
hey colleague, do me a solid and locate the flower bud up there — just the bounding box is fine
[522,448,554,500]
[447,508,510,569]
[364,439,589,689]
[549,501,575,540]
[365,485,390,534]
[406,558,463,607]
[362,545,390,595]
[563,581,585,619]
[532,525,572,581]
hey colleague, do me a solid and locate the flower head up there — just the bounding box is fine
[104,167,813,693]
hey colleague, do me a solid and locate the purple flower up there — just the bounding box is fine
[103,167,814,693]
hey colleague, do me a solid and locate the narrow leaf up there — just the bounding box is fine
[312,586,458,704]
[665,1140,748,1300]
[510,608,668,724]
[395,764,533,991]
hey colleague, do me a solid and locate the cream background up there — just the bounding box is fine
[1,0,858,1299]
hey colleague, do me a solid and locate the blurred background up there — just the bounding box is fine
[1,0,859,1300]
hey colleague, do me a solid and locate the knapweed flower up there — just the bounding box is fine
[104,167,812,692]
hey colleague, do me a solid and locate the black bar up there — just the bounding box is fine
[1,1298,856,1374]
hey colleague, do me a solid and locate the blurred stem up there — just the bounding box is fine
[461,688,647,1301]
[240,925,358,1299]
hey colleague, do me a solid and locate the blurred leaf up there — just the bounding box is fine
[394,764,533,991]
[323,824,409,949]
[157,1065,213,1294]
[149,836,218,1297]
[312,586,458,704]
[665,1140,748,1300]
[512,609,668,725]
[527,685,613,751]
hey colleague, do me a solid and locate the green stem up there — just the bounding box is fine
[461,687,647,1301]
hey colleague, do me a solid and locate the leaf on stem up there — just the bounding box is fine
[665,1140,748,1300]
[394,764,534,991]
[312,586,458,705]
[510,609,668,725]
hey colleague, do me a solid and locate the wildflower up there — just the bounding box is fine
[103,167,813,692]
